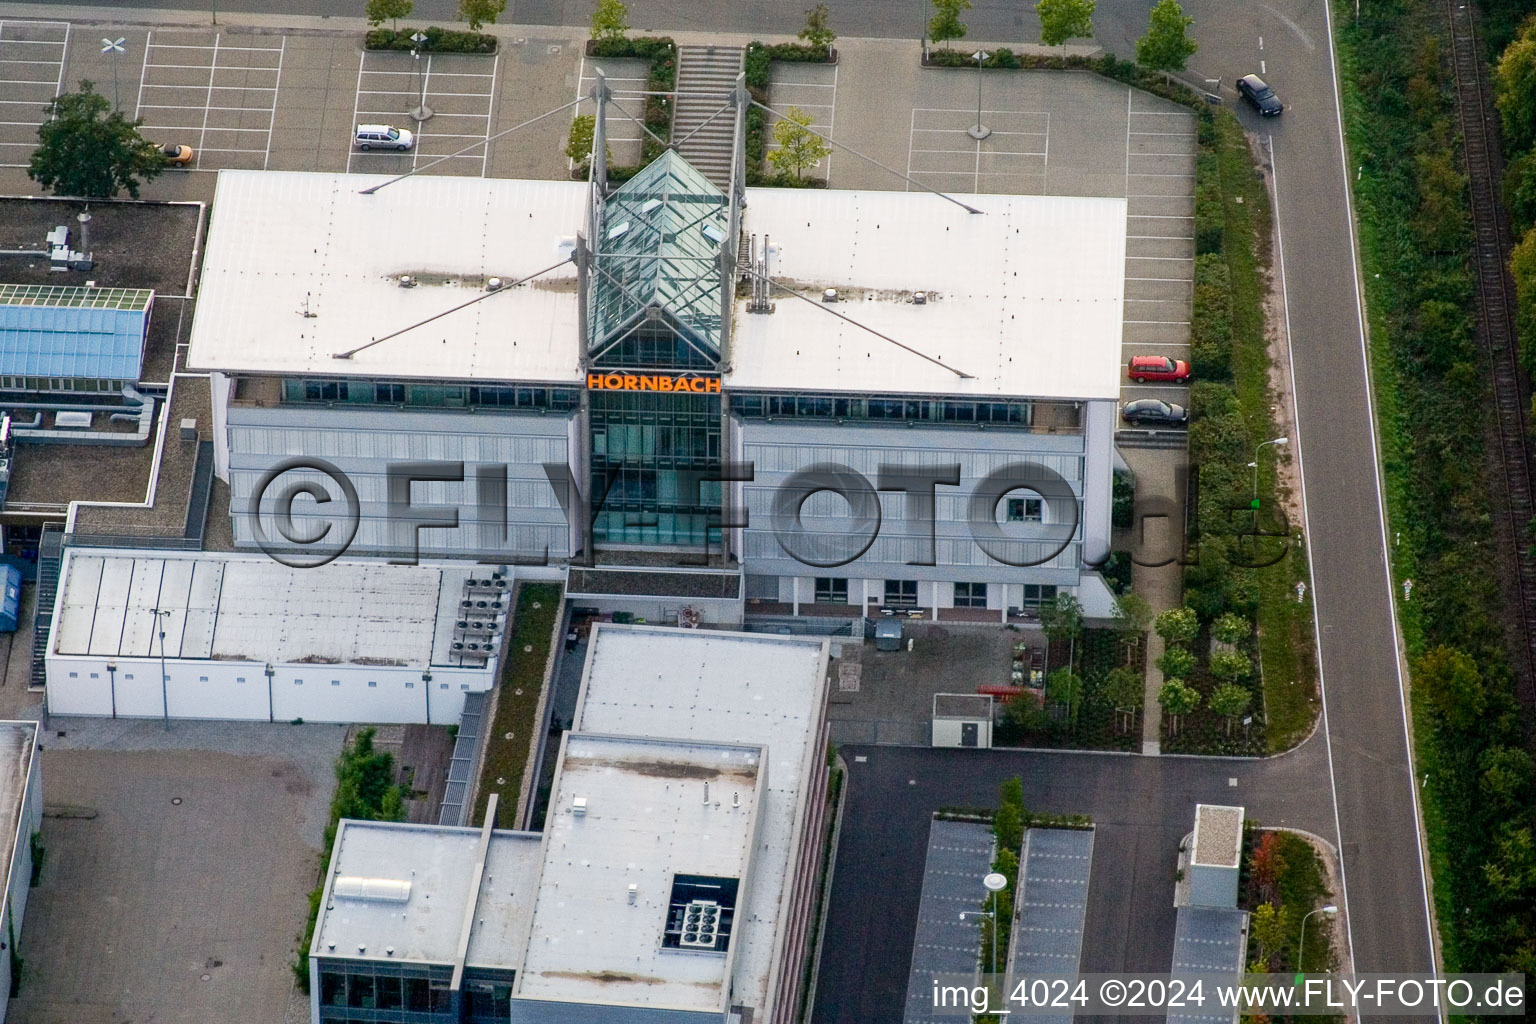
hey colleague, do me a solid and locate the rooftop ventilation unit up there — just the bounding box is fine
[679,900,721,949]
[913,291,927,305]
[572,796,587,816]
[639,198,663,215]
[398,275,415,288]
[822,288,838,303]
[701,223,725,245]
[333,876,412,902]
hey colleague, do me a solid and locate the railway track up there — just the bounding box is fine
[1443,0,1536,701]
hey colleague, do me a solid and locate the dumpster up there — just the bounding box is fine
[0,564,20,632]
[874,617,903,651]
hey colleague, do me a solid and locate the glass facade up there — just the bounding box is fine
[315,962,514,1024]
[732,390,1063,430]
[282,378,580,413]
[589,389,721,547]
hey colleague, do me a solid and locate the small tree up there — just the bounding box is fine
[1112,591,1153,650]
[365,0,413,30]
[1208,682,1251,735]
[1102,665,1143,733]
[799,3,836,52]
[1415,645,1486,734]
[928,0,972,50]
[1211,611,1251,645]
[1135,0,1197,72]
[1251,831,1285,903]
[1249,902,1287,970]
[1209,647,1252,682]
[29,81,163,199]
[1157,645,1196,680]
[565,113,611,168]
[1158,677,1200,735]
[767,107,831,180]
[1045,668,1084,727]
[458,0,506,30]
[1154,606,1200,645]
[1035,0,1095,47]
[1040,593,1085,644]
[591,0,629,44]
[1497,23,1536,155]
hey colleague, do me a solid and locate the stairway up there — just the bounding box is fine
[672,45,743,188]
[29,521,62,689]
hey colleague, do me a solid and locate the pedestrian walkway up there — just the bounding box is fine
[673,44,741,187]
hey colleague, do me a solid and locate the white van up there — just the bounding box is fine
[354,124,414,151]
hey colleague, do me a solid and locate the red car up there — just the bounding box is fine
[1127,355,1190,383]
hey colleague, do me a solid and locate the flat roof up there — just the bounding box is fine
[315,819,542,966]
[1192,804,1243,868]
[730,189,1127,400]
[51,550,487,670]
[187,170,1126,401]
[186,171,587,384]
[560,626,829,1016]
[517,733,766,1012]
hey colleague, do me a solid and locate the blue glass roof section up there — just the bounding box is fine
[589,151,729,358]
[0,285,152,380]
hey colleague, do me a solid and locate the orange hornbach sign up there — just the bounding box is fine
[586,373,721,393]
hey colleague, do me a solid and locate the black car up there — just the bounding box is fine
[1237,74,1283,116]
[1121,399,1188,427]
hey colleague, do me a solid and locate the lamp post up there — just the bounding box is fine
[409,32,434,122]
[968,50,992,140]
[101,38,126,112]
[1250,436,1288,522]
[1296,904,1338,979]
[155,608,171,727]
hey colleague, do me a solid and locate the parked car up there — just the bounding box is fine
[1127,355,1190,383]
[1121,399,1188,426]
[157,143,194,167]
[354,124,414,151]
[1237,74,1283,116]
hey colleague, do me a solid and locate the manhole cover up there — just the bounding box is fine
[171,797,183,806]
[513,688,523,696]
[201,974,210,982]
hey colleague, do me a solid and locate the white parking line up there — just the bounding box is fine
[265,37,284,169]
[0,19,69,168]
[198,35,221,156]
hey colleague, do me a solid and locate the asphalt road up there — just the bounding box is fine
[14,0,1440,992]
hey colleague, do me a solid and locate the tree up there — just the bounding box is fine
[766,107,831,179]
[1102,666,1143,732]
[29,81,163,199]
[1158,677,1200,734]
[1035,0,1095,47]
[1250,902,1286,970]
[1040,593,1085,644]
[458,0,506,30]
[1496,26,1536,155]
[1045,668,1084,726]
[1208,682,1251,735]
[1135,0,1197,72]
[1414,645,1485,734]
[365,0,413,29]
[1211,611,1251,645]
[1157,645,1196,679]
[1154,606,1200,645]
[1251,831,1286,904]
[928,0,972,50]
[1481,745,1536,814]
[1112,592,1153,647]
[565,113,611,168]
[1209,647,1252,682]
[799,3,836,52]
[591,0,629,44]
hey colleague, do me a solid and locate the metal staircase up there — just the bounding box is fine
[672,45,743,188]
[29,522,62,689]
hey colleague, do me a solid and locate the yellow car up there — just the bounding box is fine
[158,143,195,167]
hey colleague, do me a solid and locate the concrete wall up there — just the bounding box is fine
[737,420,1104,586]
[932,718,991,748]
[225,404,574,561]
[45,655,492,725]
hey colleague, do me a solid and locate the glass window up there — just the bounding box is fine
[885,580,918,607]
[405,977,431,1011]
[814,577,848,604]
[1021,584,1058,607]
[954,582,988,608]
[320,971,347,1006]
[376,977,402,1010]
[1007,497,1043,522]
[346,974,375,1008]
[375,383,405,403]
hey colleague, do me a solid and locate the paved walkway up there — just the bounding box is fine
[1121,446,1188,754]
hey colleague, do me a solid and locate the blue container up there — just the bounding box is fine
[0,564,22,632]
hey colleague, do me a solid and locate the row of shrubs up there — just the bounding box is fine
[586,36,677,176]
[364,26,497,52]
[1338,0,1536,977]
[742,42,832,184]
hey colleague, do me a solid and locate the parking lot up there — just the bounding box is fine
[0,20,66,169]
[135,31,284,172]
[573,54,648,167]
[767,59,837,177]
[350,49,498,176]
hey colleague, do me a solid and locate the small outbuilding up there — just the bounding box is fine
[931,693,993,748]
[1188,803,1244,908]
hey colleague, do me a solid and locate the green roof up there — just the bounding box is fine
[588,151,729,359]
[0,284,154,312]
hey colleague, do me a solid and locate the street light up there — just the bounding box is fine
[1296,904,1338,979]
[409,32,434,122]
[1250,436,1288,514]
[155,608,171,727]
[968,50,992,140]
[101,38,126,112]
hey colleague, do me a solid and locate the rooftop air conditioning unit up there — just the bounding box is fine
[679,900,721,949]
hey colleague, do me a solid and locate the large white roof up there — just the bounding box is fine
[518,733,767,1012]
[731,189,1127,399]
[51,550,484,669]
[187,170,587,383]
[188,170,1126,400]
[552,626,830,1017]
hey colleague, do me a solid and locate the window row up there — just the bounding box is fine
[734,391,1073,429]
[809,579,1057,608]
[0,376,126,393]
[283,379,580,412]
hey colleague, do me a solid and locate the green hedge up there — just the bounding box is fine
[365,26,497,53]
